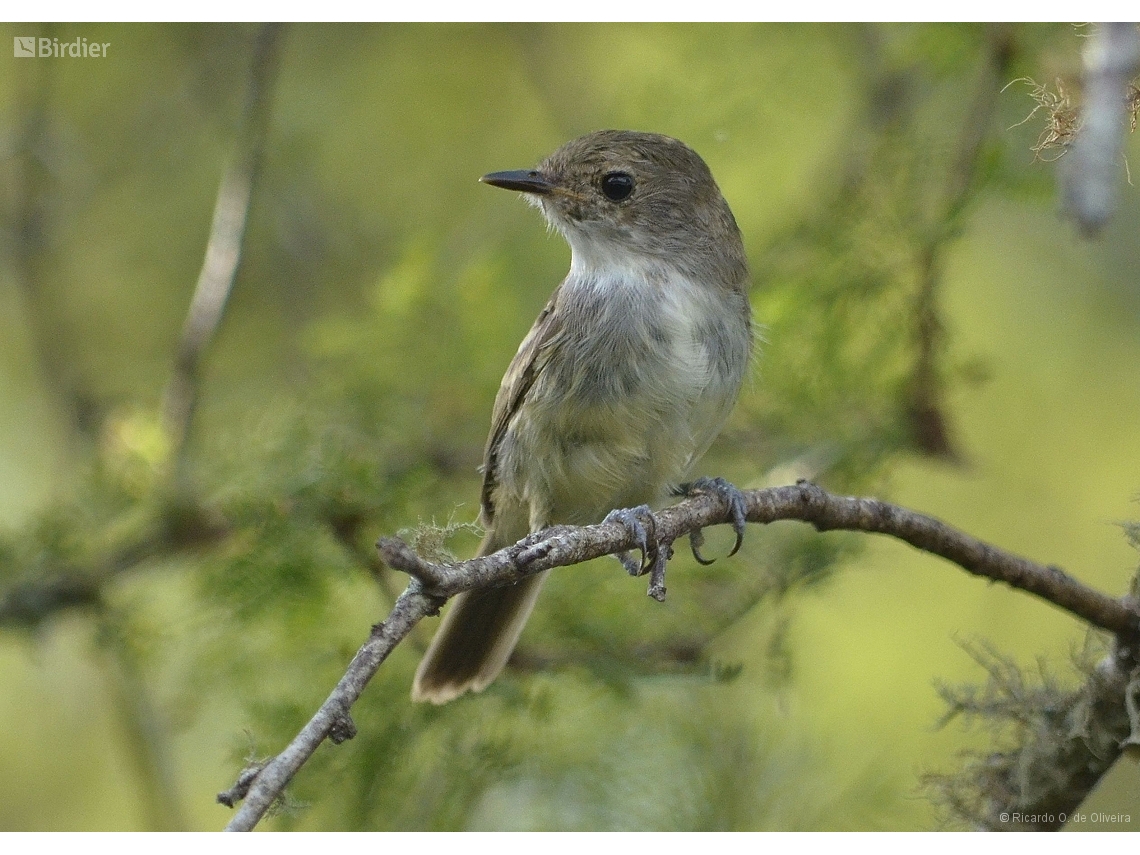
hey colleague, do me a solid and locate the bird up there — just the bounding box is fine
[412,130,752,704]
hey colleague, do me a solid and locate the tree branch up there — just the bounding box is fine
[221,585,440,831]
[219,481,1140,831]
[929,637,1140,830]
[907,24,1014,461]
[160,23,285,458]
[99,611,187,831]
[9,24,105,438]
[0,496,229,630]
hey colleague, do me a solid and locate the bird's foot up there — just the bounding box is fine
[605,505,658,577]
[604,505,671,602]
[679,477,748,565]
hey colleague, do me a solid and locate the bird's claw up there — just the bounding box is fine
[604,505,658,577]
[682,476,748,564]
[689,527,714,566]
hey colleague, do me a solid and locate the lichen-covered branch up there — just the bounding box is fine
[1063,22,1140,234]
[929,639,1140,830]
[220,480,1140,831]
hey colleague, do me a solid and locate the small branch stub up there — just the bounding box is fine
[217,761,266,809]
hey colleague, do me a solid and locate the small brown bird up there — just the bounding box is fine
[412,130,752,703]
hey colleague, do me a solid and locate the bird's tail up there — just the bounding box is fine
[411,529,547,704]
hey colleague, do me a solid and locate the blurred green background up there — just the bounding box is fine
[1,22,1138,831]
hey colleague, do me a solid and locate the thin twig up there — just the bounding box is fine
[220,481,1139,830]
[99,612,187,831]
[222,585,440,831]
[908,24,1015,460]
[160,24,285,458]
[9,24,106,437]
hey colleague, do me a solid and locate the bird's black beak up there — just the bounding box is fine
[480,170,557,195]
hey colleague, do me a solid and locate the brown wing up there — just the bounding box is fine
[479,285,564,526]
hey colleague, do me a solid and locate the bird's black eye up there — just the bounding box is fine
[600,171,634,202]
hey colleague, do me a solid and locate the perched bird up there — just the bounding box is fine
[412,130,752,703]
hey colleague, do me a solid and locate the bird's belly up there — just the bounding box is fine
[543,400,691,525]
[490,270,749,535]
[501,340,735,528]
